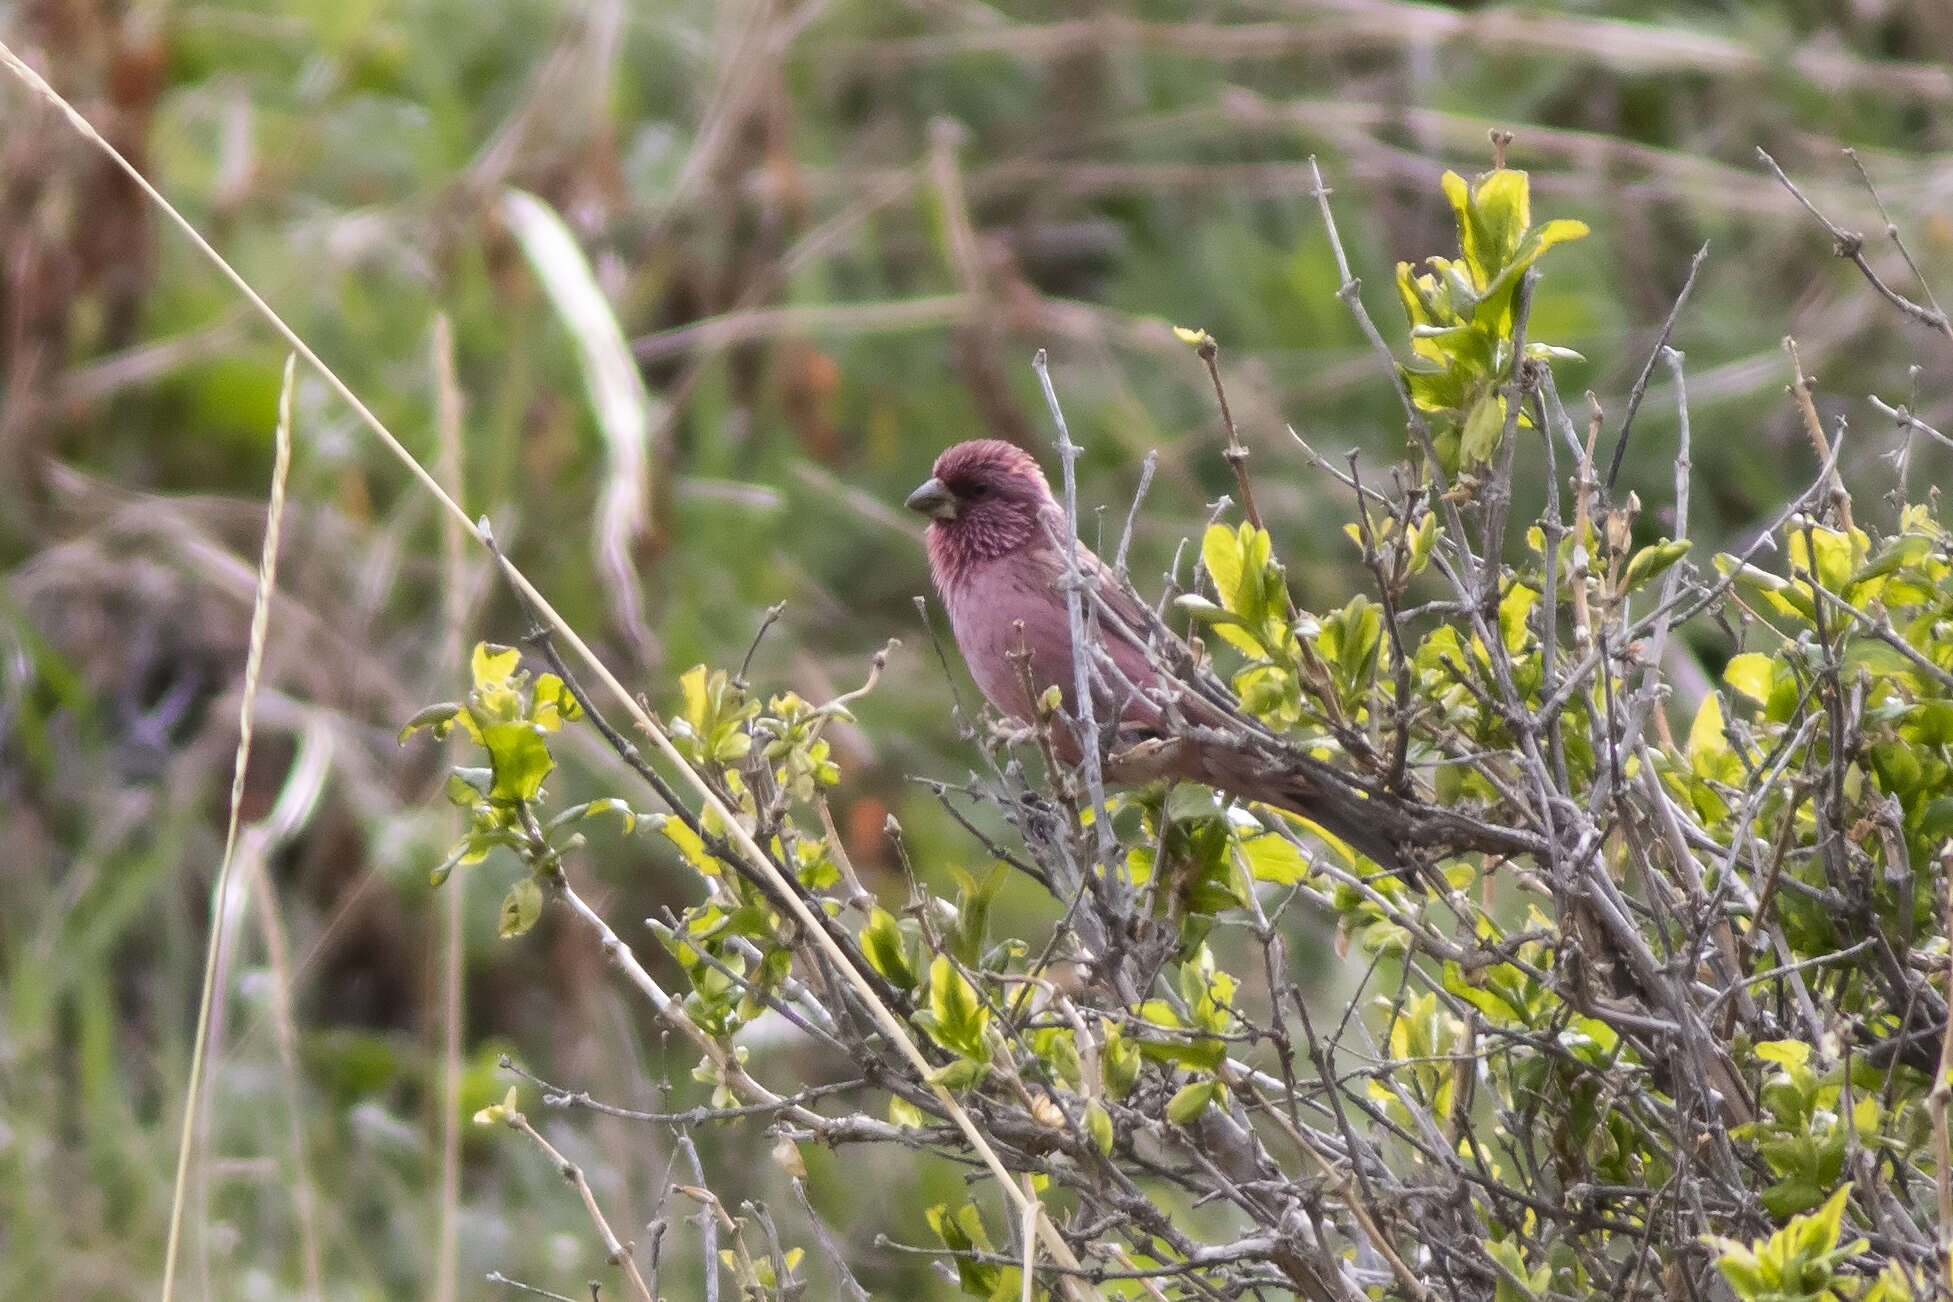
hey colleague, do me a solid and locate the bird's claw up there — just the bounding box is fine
[988,720,1039,747]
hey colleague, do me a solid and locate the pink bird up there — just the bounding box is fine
[907,438,1422,872]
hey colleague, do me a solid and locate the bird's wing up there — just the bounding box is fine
[1066,539,1274,738]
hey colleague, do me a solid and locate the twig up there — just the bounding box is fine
[1237,1076,1434,1302]
[1193,334,1267,532]
[1344,456,1414,795]
[1114,451,1158,579]
[1308,155,1478,590]
[1531,379,1570,796]
[1867,396,1953,453]
[1032,348,1116,875]
[1307,157,1421,434]
[791,1176,873,1302]
[1757,148,1953,345]
[1609,346,1694,770]
[1286,426,1394,509]
[736,601,787,687]
[1930,860,1953,1285]
[1477,266,1538,599]
[1603,241,1707,494]
[1844,147,1953,342]
[1783,337,1854,533]
[506,1109,655,1302]
[1807,583,1953,693]
[504,1057,863,1124]
[1702,938,1876,1018]
[485,1272,585,1302]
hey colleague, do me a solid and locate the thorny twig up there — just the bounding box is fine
[1759,147,1953,346]
[1603,241,1708,495]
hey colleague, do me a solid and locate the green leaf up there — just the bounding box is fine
[1102,1025,1141,1099]
[925,955,989,1058]
[861,907,917,990]
[925,1203,1001,1296]
[1408,513,1440,574]
[1237,828,1312,885]
[671,664,757,764]
[1794,1183,1850,1259]
[1787,523,1864,592]
[1486,1236,1544,1302]
[428,846,464,888]
[472,642,522,690]
[531,673,583,730]
[659,817,722,876]
[1705,1237,1768,1299]
[1166,1079,1220,1126]
[1460,394,1504,466]
[399,702,464,742]
[1204,522,1277,630]
[1084,1101,1114,1154]
[925,1058,989,1091]
[1759,1177,1825,1220]
[1201,524,1246,616]
[445,768,491,805]
[498,876,543,938]
[948,863,1007,967]
[546,798,637,836]
[1755,1039,1811,1069]
[1441,259,1481,314]
[1620,538,1692,593]
[1471,168,1532,271]
[479,720,555,803]
[1529,217,1590,252]
[1723,652,1776,704]
[1498,582,1538,654]
[1396,263,1437,334]
[1035,1027,1085,1089]
[1688,693,1732,781]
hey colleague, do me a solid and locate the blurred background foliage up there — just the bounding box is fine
[2,0,1950,1297]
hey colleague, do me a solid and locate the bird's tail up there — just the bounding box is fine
[1209,748,1548,885]
[1254,774,1411,880]
[1184,741,1409,877]
[1112,732,1546,884]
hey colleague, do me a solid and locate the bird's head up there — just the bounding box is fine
[907,439,1056,580]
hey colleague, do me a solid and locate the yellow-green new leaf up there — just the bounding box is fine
[498,876,543,938]
[472,642,522,690]
[1085,1101,1115,1154]
[479,720,555,803]
[1202,523,1245,615]
[861,907,917,990]
[1620,539,1692,593]
[1460,394,1505,465]
[1167,1079,1221,1126]
[399,702,464,743]
[926,955,989,1057]
[1723,653,1776,704]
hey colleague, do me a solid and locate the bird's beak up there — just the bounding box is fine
[905,477,959,521]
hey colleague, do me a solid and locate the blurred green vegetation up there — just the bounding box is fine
[2,0,1950,1297]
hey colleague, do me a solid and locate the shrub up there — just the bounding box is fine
[426,157,1951,1300]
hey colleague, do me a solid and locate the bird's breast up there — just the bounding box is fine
[943,556,1078,725]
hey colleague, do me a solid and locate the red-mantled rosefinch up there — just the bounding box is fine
[908,438,1421,871]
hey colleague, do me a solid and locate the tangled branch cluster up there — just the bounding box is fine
[422,158,1953,1301]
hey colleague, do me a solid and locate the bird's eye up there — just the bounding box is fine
[968,482,991,499]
